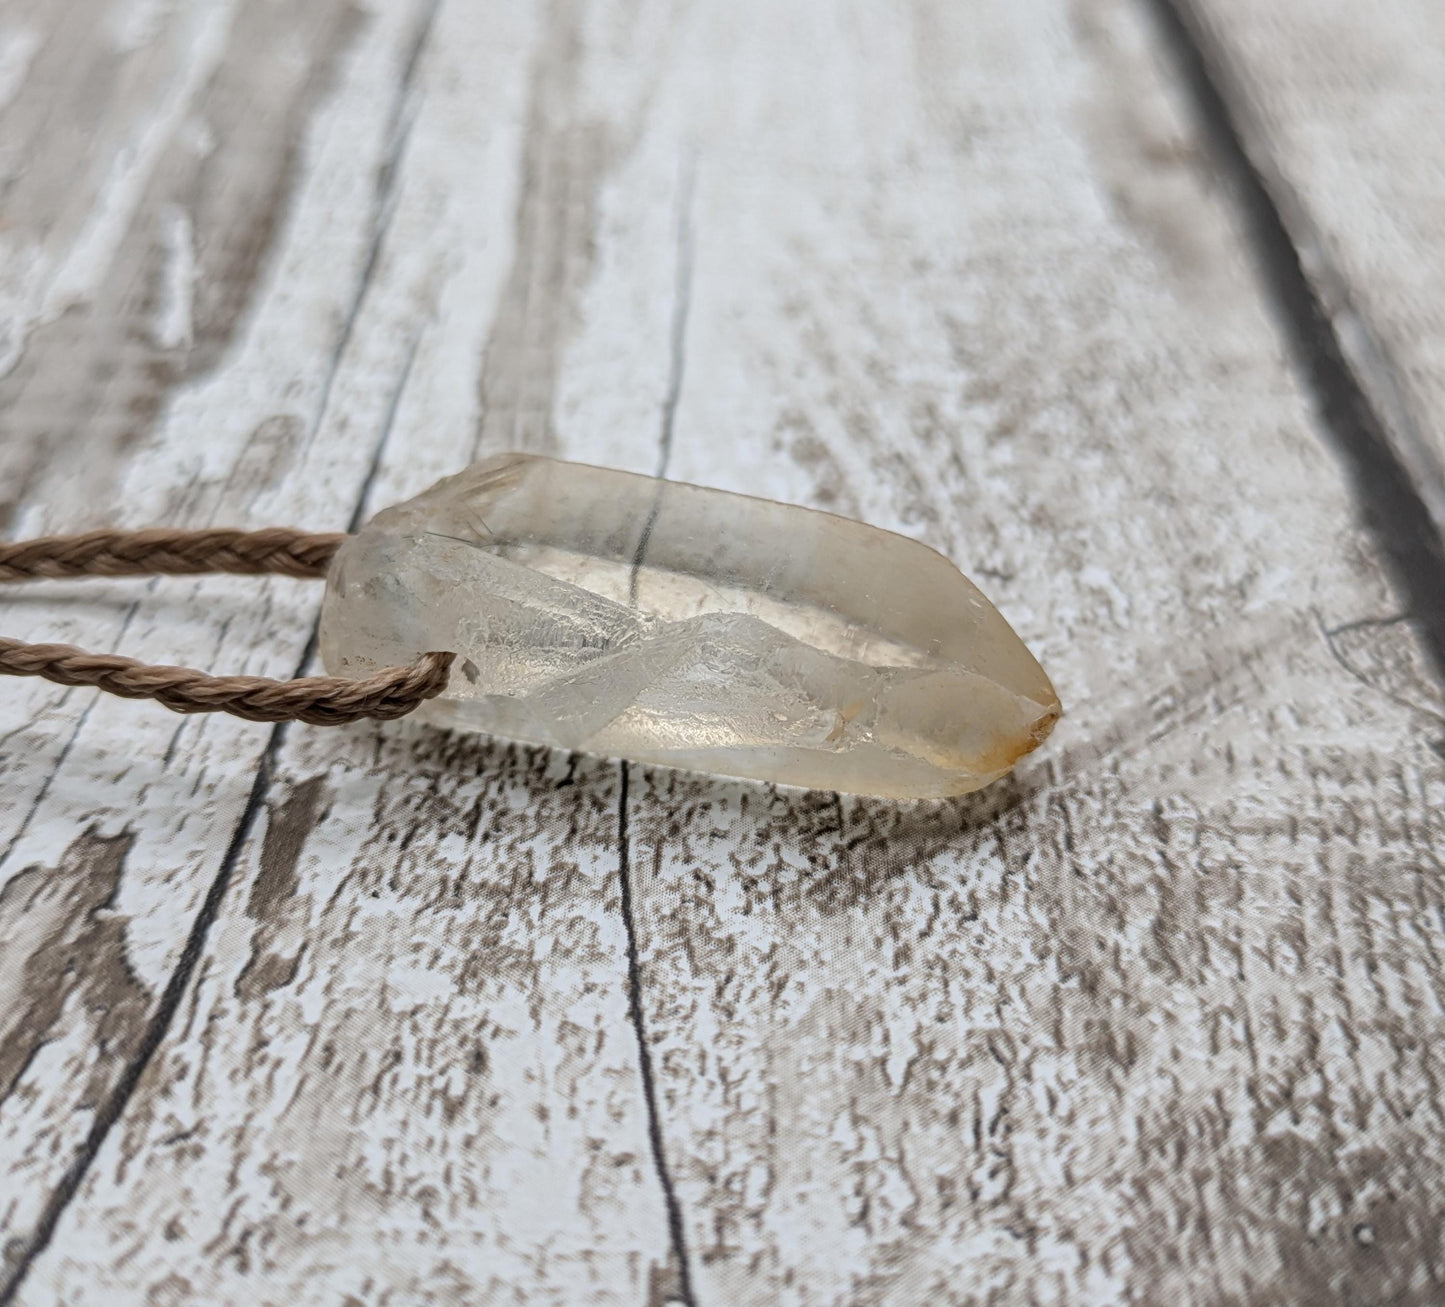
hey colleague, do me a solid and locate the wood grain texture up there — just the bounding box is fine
[0,2,679,1301]
[0,0,377,1266]
[1169,0,1445,541]
[0,0,1443,1304]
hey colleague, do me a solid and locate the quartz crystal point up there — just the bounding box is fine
[320,454,1060,799]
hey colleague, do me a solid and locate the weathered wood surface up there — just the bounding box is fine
[0,1,1442,1303]
[1172,0,1445,539]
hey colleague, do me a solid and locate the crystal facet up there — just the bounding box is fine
[319,454,1060,798]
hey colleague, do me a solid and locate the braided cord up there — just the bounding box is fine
[0,529,454,725]
[0,527,348,581]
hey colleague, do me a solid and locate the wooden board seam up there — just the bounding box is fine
[1149,0,1445,686]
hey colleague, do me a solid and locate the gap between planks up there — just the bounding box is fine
[1148,0,1445,688]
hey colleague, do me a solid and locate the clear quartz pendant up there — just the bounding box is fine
[319,454,1059,799]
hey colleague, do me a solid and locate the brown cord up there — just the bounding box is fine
[0,527,348,581]
[0,529,454,725]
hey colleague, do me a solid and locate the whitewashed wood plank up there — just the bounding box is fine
[0,0,671,1299]
[6,0,688,1302]
[1165,0,1445,543]
[617,0,1442,1302]
[0,0,388,1269]
[25,738,677,1305]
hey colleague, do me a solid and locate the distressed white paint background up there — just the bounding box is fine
[0,0,1441,1303]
